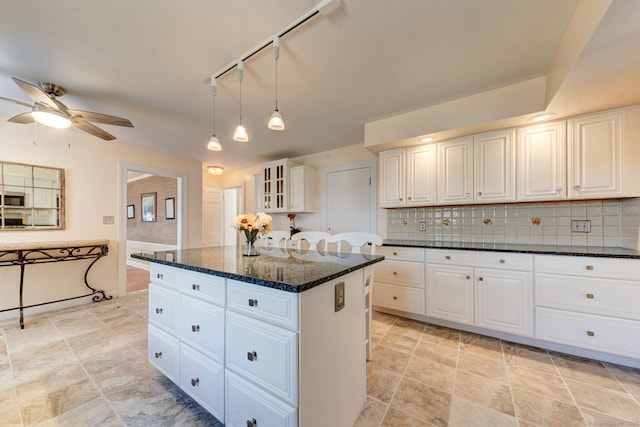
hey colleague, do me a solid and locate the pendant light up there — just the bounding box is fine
[233,60,249,142]
[268,36,285,131]
[206,76,222,151]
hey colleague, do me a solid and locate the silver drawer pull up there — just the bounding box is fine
[586,265,594,271]
[248,299,258,307]
[392,271,398,275]
[465,275,470,280]
[445,255,451,260]
[192,284,200,291]
[155,308,163,314]
[393,296,397,300]
[393,251,398,256]
[191,378,199,387]
[247,351,258,361]
[586,293,595,299]
[499,259,505,264]
[587,330,595,337]
[247,419,257,427]
[156,273,164,279]
[191,325,200,332]
[154,352,162,359]
[478,277,484,281]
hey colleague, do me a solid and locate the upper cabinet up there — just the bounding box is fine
[517,121,567,201]
[437,137,473,205]
[474,129,516,203]
[379,146,436,208]
[261,159,315,213]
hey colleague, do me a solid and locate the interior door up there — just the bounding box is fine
[202,186,223,247]
[324,163,375,234]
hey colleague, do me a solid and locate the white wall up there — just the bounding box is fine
[0,118,203,317]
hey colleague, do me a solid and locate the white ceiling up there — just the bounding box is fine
[0,0,639,170]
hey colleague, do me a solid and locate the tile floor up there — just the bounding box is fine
[2,292,640,426]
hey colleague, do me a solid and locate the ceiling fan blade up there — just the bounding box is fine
[12,77,59,110]
[0,96,32,108]
[72,119,116,141]
[67,109,133,127]
[8,112,35,124]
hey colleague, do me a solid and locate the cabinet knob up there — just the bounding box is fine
[191,284,200,291]
[465,275,470,280]
[247,419,258,427]
[478,277,484,281]
[499,259,505,264]
[154,352,162,359]
[248,299,258,307]
[191,325,200,333]
[408,196,412,200]
[445,255,451,260]
[587,330,595,337]
[155,308,163,314]
[156,273,164,279]
[393,296,397,300]
[477,191,482,196]
[247,351,258,361]
[392,271,398,275]
[586,293,595,299]
[393,251,398,256]
[191,378,200,387]
[586,265,594,271]
[399,197,403,201]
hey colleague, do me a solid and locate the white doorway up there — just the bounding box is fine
[323,161,377,233]
[203,186,223,247]
[224,185,244,247]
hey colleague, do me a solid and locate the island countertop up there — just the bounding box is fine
[131,246,384,293]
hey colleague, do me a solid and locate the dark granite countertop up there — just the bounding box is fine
[383,240,640,259]
[131,246,384,293]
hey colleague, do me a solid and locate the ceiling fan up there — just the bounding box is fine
[0,77,133,141]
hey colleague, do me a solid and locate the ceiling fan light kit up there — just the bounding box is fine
[31,104,71,129]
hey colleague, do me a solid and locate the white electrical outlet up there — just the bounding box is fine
[419,221,426,231]
[571,220,591,233]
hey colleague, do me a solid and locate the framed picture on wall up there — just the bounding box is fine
[165,197,175,220]
[127,204,135,219]
[141,192,156,222]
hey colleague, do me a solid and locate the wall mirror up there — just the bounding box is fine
[0,161,65,230]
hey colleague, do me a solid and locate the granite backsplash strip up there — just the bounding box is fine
[385,199,628,248]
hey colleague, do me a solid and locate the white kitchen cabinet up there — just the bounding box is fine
[568,110,623,198]
[373,246,426,315]
[288,165,314,212]
[262,159,290,213]
[474,129,516,203]
[180,344,225,420]
[516,121,567,201]
[437,137,473,204]
[379,146,436,208]
[425,249,533,337]
[148,323,179,383]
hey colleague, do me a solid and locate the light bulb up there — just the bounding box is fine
[31,108,71,129]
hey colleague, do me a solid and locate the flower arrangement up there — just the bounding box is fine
[287,213,301,236]
[233,212,273,245]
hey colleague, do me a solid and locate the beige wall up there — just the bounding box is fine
[127,175,177,245]
[0,118,203,318]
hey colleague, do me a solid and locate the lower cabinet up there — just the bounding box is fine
[179,344,224,420]
[373,246,426,315]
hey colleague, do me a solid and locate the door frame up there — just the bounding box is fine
[117,162,188,296]
[322,160,377,233]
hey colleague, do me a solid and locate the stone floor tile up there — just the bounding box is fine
[458,350,508,383]
[369,344,412,375]
[366,365,402,403]
[454,370,514,416]
[33,397,124,427]
[421,324,460,348]
[502,341,557,375]
[354,396,388,427]
[565,377,640,422]
[459,332,504,360]
[552,353,626,392]
[381,405,430,427]
[404,357,456,394]
[378,331,418,355]
[388,318,425,340]
[512,387,586,427]
[448,396,518,427]
[413,340,459,368]
[508,364,573,404]
[390,378,451,426]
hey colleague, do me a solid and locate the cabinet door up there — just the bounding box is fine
[568,110,623,198]
[273,160,289,211]
[289,166,314,212]
[262,162,273,211]
[406,145,436,206]
[180,344,224,420]
[437,138,473,204]
[474,269,533,337]
[517,122,566,201]
[426,264,474,324]
[474,130,515,203]
[379,149,405,207]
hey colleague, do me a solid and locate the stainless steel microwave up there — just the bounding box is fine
[2,193,25,206]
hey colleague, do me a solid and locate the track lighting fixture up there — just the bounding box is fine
[268,36,285,131]
[206,76,222,151]
[233,60,249,142]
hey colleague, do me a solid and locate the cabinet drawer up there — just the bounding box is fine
[179,344,224,421]
[375,260,424,288]
[226,311,298,406]
[378,246,425,262]
[225,371,297,427]
[227,280,298,330]
[150,263,179,288]
[427,249,532,271]
[536,308,640,358]
[180,296,225,364]
[180,271,225,306]
[373,282,425,315]
[535,255,640,280]
[536,274,640,320]
[149,283,180,333]
[148,324,179,383]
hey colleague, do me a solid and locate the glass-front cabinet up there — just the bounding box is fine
[0,161,64,230]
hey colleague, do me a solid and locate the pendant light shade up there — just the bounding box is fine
[206,76,222,151]
[233,60,249,142]
[268,36,285,131]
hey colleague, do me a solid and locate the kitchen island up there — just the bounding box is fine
[132,246,384,427]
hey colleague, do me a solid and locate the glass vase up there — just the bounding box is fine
[244,240,259,257]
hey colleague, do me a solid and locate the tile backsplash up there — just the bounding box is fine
[385,200,630,247]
